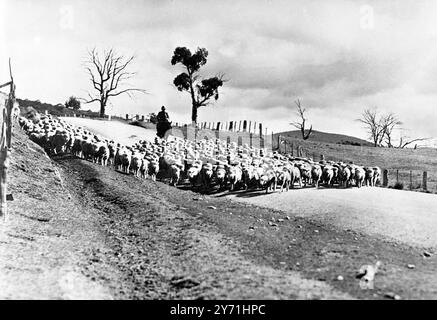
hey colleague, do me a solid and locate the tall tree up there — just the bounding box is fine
[83,48,146,117]
[171,47,224,124]
[290,99,313,140]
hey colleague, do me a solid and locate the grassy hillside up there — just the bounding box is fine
[17,98,100,118]
[276,129,373,147]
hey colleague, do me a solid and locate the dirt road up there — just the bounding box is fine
[226,187,437,249]
[2,128,437,299]
[64,118,437,249]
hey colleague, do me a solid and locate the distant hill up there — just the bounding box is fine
[275,129,373,147]
[17,98,100,118]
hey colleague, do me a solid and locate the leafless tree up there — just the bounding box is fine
[381,112,402,147]
[396,132,430,149]
[290,99,312,140]
[358,108,429,148]
[357,109,386,147]
[83,48,146,117]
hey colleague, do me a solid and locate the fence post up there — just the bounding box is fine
[0,62,15,220]
[423,171,427,191]
[396,169,399,183]
[410,170,413,190]
[126,114,129,120]
[383,169,388,187]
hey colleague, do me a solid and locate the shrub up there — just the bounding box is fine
[65,96,81,111]
[393,182,404,190]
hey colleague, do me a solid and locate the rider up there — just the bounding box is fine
[156,106,170,138]
[157,106,169,123]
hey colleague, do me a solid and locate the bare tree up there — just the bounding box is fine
[358,108,429,148]
[381,112,402,147]
[290,99,313,140]
[396,131,430,149]
[83,48,146,117]
[357,108,386,147]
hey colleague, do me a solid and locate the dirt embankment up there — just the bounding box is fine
[1,127,436,299]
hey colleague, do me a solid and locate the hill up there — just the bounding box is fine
[17,98,100,118]
[275,129,373,147]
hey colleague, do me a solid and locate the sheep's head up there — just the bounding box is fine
[259,175,269,186]
[187,167,199,179]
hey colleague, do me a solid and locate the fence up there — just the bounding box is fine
[1,59,15,220]
[383,169,437,192]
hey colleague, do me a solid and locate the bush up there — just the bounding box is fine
[65,96,81,111]
[393,182,404,190]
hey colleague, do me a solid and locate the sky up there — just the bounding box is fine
[2,0,437,144]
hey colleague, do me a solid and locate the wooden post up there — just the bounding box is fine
[216,122,221,131]
[396,169,399,182]
[126,114,129,120]
[423,171,427,191]
[0,59,15,220]
[238,120,242,132]
[383,169,388,187]
[243,120,247,132]
[229,121,233,131]
[259,123,263,137]
[410,170,413,190]
[248,121,251,133]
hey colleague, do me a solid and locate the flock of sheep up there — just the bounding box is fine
[18,112,382,194]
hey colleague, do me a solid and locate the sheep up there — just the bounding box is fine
[372,167,381,186]
[148,158,159,181]
[214,165,227,190]
[169,163,183,186]
[290,166,302,188]
[297,162,312,187]
[259,168,277,193]
[311,164,323,188]
[187,164,201,188]
[199,163,214,190]
[354,166,366,188]
[20,110,386,195]
[227,165,243,191]
[130,152,143,177]
[339,166,351,188]
[322,165,335,187]
[140,158,149,179]
[364,167,375,186]
[278,168,292,192]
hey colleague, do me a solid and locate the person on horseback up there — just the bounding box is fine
[156,106,171,138]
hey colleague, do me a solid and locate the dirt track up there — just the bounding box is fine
[1,128,437,299]
[63,118,437,249]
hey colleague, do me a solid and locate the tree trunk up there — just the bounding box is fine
[99,100,106,118]
[191,104,197,125]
